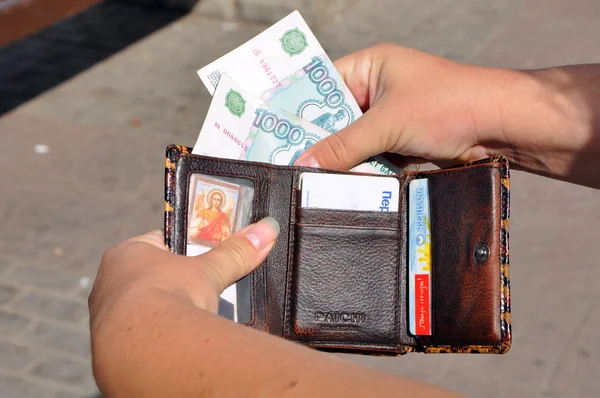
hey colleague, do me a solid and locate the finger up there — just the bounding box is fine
[199,217,280,293]
[293,106,390,172]
[333,51,373,111]
[128,229,169,251]
[381,153,432,170]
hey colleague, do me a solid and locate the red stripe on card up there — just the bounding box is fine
[414,274,431,335]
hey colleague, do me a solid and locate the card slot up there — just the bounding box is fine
[297,207,399,230]
[421,166,504,347]
[284,221,406,352]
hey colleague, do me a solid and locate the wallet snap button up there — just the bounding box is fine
[474,244,490,263]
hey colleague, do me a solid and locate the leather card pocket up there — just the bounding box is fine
[285,208,400,349]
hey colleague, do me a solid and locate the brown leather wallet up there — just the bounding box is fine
[164,144,512,355]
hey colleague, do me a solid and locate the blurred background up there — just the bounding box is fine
[1,0,599,397]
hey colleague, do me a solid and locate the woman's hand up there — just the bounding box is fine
[294,42,509,170]
[294,43,600,188]
[89,216,280,337]
[88,218,465,398]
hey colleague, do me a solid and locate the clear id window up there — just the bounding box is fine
[186,173,255,323]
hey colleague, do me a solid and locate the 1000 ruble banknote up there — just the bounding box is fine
[193,74,386,175]
[196,10,399,175]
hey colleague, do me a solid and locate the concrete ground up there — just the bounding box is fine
[0,0,599,397]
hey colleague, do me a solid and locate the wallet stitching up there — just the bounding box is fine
[396,179,406,347]
[407,163,502,177]
[499,165,511,351]
[495,166,503,345]
[283,178,301,339]
[393,207,400,349]
[297,208,400,230]
[302,340,400,350]
[164,160,177,253]
[260,169,272,330]
[296,223,397,231]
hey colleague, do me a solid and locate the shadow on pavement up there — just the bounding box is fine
[0,0,191,116]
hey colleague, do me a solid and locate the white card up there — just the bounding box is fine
[299,173,400,212]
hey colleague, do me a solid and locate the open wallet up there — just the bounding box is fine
[163,145,512,355]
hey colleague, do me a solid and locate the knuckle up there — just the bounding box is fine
[374,41,395,53]
[323,133,351,166]
[201,258,228,292]
[221,240,251,274]
[100,244,119,265]
[201,239,251,291]
[100,239,133,266]
[372,99,400,152]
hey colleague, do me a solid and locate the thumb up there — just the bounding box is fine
[293,107,389,171]
[199,216,280,293]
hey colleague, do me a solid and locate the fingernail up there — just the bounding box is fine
[245,217,280,250]
[294,155,320,168]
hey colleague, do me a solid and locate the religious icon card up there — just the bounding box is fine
[187,174,242,251]
[185,173,255,323]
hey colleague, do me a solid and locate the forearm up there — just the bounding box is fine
[91,286,463,398]
[478,64,600,188]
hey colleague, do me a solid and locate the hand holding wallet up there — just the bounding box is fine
[164,145,512,355]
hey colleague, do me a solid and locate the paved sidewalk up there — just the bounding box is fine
[1,1,599,397]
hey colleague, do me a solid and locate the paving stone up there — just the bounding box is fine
[31,355,93,389]
[317,0,525,62]
[193,0,237,20]
[53,390,99,398]
[13,292,88,324]
[473,4,600,68]
[0,340,36,371]
[0,310,31,336]
[0,284,20,305]
[0,374,58,398]
[1,1,599,398]
[22,322,91,358]
[0,260,12,275]
[2,265,82,293]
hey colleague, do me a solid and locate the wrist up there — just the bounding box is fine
[468,67,523,152]
[473,66,592,175]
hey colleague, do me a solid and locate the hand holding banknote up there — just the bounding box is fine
[294,43,493,171]
[295,42,600,190]
[193,74,345,166]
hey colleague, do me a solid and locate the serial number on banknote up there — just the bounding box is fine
[214,121,249,152]
[253,49,282,89]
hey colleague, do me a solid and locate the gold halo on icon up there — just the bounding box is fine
[206,189,226,209]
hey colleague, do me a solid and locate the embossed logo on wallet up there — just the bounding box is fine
[314,311,366,324]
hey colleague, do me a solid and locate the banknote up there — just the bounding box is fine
[197,10,339,101]
[192,74,387,175]
[197,10,400,175]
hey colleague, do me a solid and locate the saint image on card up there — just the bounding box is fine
[187,175,241,248]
